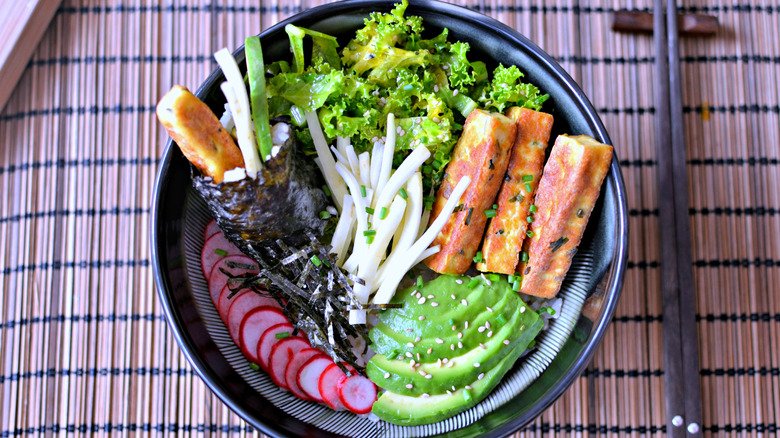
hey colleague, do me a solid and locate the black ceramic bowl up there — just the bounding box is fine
[152,1,628,436]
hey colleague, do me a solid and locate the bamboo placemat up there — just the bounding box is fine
[0,0,777,436]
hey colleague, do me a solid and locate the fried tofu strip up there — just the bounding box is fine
[519,135,613,299]
[156,85,244,183]
[424,109,517,274]
[477,108,553,274]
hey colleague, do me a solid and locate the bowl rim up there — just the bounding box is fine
[151,0,628,436]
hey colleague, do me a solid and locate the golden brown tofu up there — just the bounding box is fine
[156,85,244,183]
[424,109,517,275]
[519,134,613,299]
[477,108,553,275]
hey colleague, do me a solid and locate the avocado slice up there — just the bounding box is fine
[367,301,542,396]
[370,290,518,359]
[371,330,530,426]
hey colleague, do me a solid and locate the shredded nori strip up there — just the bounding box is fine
[550,236,570,253]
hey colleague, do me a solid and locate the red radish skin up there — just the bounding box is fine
[226,290,280,343]
[337,374,377,414]
[201,232,243,280]
[268,337,311,389]
[319,364,348,410]
[208,254,258,306]
[285,348,321,401]
[217,287,248,323]
[204,219,221,241]
[257,323,296,371]
[296,355,334,403]
[238,307,288,364]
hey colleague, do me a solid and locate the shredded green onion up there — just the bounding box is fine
[530,204,538,213]
[379,207,388,219]
[521,251,529,262]
[524,182,533,193]
[365,207,375,215]
[366,236,374,244]
[496,314,507,325]
[527,216,534,223]
[493,203,498,210]
[508,274,516,283]
[310,255,322,266]
[249,362,260,371]
[214,248,228,257]
[322,185,331,197]
[467,278,480,288]
[512,279,521,292]
[417,276,424,288]
[473,251,483,263]
[484,209,497,218]
[360,185,367,197]
[488,273,501,282]
[399,188,408,199]
[425,201,433,211]
[526,230,534,238]
[275,331,291,339]
[363,230,377,236]
[319,211,331,220]
[522,175,533,182]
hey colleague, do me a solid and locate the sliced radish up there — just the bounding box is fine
[285,348,321,401]
[217,287,247,323]
[337,373,377,414]
[238,307,288,364]
[204,219,221,241]
[226,290,280,343]
[319,363,348,410]
[201,232,243,280]
[257,322,295,371]
[297,355,334,403]
[268,336,311,389]
[208,254,258,306]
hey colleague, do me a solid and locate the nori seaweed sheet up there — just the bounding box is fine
[192,126,328,255]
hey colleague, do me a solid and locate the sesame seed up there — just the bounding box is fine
[449,361,455,368]
[415,336,421,343]
[520,306,526,313]
[485,321,491,329]
[487,330,493,337]
[452,325,457,331]
[450,344,455,350]
[431,302,439,307]
[474,362,481,368]
[433,117,440,123]
[427,294,434,299]
[435,338,444,344]
[478,373,485,380]
[503,340,510,345]
[442,358,449,364]
[452,385,456,391]
[487,306,494,312]
[520,324,525,330]
[480,343,487,349]
[384,372,390,378]
[437,358,442,367]
[419,316,426,320]
[422,393,430,398]
[451,294,456,299]
[410,289,417,295]
[478,326,486,333]
[458,341,463,349]
[443,65,449,70]
[406,328,413,332]
[406,352,413,358]
[465,385,472,390]
[465,321,469,329]
[418,370,427,377]
[461,299,468,306]
[417,353,421,361]
[410,359,416,367]
[427,348,433,354]
[457,332,463,339]
[446,390,452,396]
[434,85,439,92]
[405,342,414,349]
[406,383,413,389]
[455,279,463,284]
[418,297,426,304]
[425,374,433,380]
[453,89,459,96]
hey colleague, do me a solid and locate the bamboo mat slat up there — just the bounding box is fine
[0,0,777,437]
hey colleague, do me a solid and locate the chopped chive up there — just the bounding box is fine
[524,182,533,193]
[322,185,331,197]
[319,210,331,220]
[467,278,480,288]
[379,207,388,219]
[360,185,367,197]
[310,255,322,266]
[363,230,377,236]
[323,259,331,268]
[249,362,260,371]
[424,196,436,202]
[473,251,483,263]
[425,201,433,211]
[527,216,534,223]
[526,230,534,238]
[366,236,375,244]
[484,209,497,218]
[496,314,507,325]
[399,188,408,199]
[367,222,372,229]
[275,331,291,339]
[422,165,432,174]
[488,273,501,282]
[214,248,228,257]
[432,159,442,169]
[512,279,521,291]
[539,307,556,315]
[530,204,538,213]
[508,274,516,283]
[365,207,375,215]
[493,204,498,210]
[521,251,529,262]
[522,174,533,182]
[417,276,424,288]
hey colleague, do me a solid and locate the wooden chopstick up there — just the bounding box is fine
[652,0,705,436]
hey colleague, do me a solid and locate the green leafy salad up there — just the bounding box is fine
[265,0,548,189]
